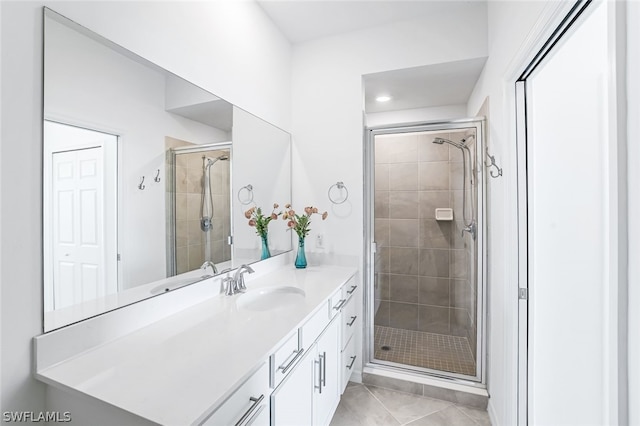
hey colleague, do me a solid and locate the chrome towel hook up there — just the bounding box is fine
[484,151,503,178]
[154,169,161,183]
[328,181,349,204]
[138,176,146,190]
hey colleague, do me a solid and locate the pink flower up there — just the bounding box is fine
[285,203,291,209]
[273,203,279,209]
[287,220,296,228]
[305,207,313,215]
[312,207,318,214]
[248,219,256,227]
[244,210,252,219]
[270,213,278,220]
[322,211,328,220]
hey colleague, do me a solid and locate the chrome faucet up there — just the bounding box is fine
[222,264,255,295]
[201,260,218,277]
[233,264,255,293]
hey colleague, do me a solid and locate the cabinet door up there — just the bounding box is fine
[313,318,340,426]
[271,346,314,426]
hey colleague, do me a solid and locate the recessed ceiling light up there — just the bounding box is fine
[376,95,391,103]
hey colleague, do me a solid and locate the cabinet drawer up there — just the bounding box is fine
[341,336,357,394]
[301,304,330,349]
[341,296,358,351]
[202,362,269,426]
[270,330,302,388]
[329,289,347,319]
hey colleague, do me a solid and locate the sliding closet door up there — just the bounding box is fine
[524,2,624,424]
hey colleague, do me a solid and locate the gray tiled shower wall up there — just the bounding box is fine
[373,130,478,360]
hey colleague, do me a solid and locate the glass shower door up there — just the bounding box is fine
[368,120,484,382]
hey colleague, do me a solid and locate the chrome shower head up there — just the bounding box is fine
[432,137,464,149]
[205,154,229,167]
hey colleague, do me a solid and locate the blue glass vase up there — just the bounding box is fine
[260,233,271,260]
[295,237,307,269]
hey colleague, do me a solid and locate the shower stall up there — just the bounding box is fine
[365,119,485,383]
[166,140,232,276]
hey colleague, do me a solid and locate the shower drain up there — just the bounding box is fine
[380,345,391,351]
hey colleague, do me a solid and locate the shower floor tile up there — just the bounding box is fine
[374,325,476,376]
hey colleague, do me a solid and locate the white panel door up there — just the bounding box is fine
[524,2,622,425]
[52,147,104,309]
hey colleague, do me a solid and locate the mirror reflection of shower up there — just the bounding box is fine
[432,135,477,240]
[201,154,229,262]
[167,139,232,276]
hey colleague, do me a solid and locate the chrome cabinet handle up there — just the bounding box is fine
[314,357,322,393]
[347,355,357,370]
[347,285,357,294]
[347,316,357,327]
[321,351,326,387]
[278,348,304,374]
[333,299,347,311]
[235,394,264,426]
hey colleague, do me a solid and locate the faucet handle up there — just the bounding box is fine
[222,276,235,296]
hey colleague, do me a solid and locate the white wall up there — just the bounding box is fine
[366,104,467,128]
[291,1,487,382]
[466,1,553,425]
[0,0,291,417]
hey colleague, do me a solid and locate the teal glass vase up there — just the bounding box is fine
[294,237,307,269]
[260,233,271,260]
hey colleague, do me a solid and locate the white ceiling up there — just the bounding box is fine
[257,0,476,44]
[257,0,488,112]
[364,57,487,113]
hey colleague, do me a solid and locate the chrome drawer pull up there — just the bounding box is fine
[347,285,357,294]
[347,316,357,327]
[278,348,304,374]
[235,394,264,426]
[346,355,357,370]
[333,299,347,311]
[314,357,323,393]
[321,351,327,387]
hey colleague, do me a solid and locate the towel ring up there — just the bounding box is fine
[328,181,348,204]
[237,184,254,205]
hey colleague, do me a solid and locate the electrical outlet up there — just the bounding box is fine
[316,233,324,248]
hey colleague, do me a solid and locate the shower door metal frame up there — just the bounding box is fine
[167,141,233,277]
[363,118,487,385]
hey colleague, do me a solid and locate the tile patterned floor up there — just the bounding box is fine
[330,383,491,426]
[374,326,476,376]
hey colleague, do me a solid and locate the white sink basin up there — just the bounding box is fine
[237,286,305,311]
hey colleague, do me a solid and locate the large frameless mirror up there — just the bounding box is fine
[43,8,291,331]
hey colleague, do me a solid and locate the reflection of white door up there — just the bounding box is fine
[52,148,104,309]
[44,120,118,311]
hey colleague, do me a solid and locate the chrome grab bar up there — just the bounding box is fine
[235,394,264,426]
[277,348,304,374]
[347,316,357,327]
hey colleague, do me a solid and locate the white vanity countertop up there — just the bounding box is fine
[35,265,356,425]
